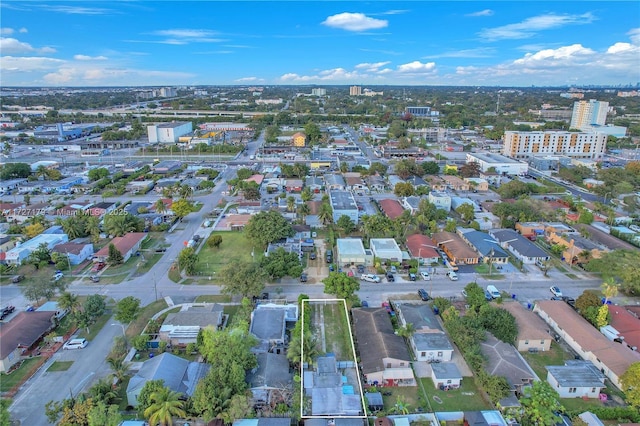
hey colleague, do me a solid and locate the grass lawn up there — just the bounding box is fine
[193,232,255,277]
[380,385,424,413]
[224,304,240,326]
[319,302,353,361]
[77,312,112,341]
[473,264,505,280]
[88,273,129,285]
[103,257,138,275]
[54,313,77,337]
[420,378,491,412]
[135,254,163,275]
[126,300,168,339]
[0,358,44,392]
[168,266,181,283]
[117,376,132,410]
[194,295,232,303]
[560,396,607,411]
[521,342,574,379]
[47,361,74,372]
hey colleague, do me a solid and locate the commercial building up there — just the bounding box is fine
[336,238,372,266]
[147,121,192,143]
[369,238,403,262]
[329,190,359,224]
[405,106,439,118]
[571,100,608,129]
[466,152,528,175]
[503,131,607,160]
[311,88,326,96]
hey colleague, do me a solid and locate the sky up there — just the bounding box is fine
[1,1,639,87]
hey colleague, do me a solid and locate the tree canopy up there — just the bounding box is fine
[322,272,360,300]
[114,296,141,323]
[243,211,294,248]
[218,262,267,298]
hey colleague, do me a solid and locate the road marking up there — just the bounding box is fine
[72,372,95,396]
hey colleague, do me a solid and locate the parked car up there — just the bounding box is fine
[487,285,501,299]
[484,290,493,301]
[63,338,88,350]
[389,265,397,274]
[309,252,317,260]
[361,300,369,308]
[356,265,365,273]
[420,271,431,281]
[446,270,458,281]
[418,289,431,301]
[326,249,333,264]
[361,274,381,283]
[10,275,24,283]
[461,290,468,298]
[550,286,563,297]
[408,272,417,281]
[53,272,64,281]
[90,275,100,283]
[91,262,106,273]
[386,272,395,282]
[300,273,308,283]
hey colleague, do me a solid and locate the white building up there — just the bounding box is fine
[466,152,528,175]
[147,122,192,143]
[5,233,69,265]
[571,100,608,129]
[428,191,451,211]
[311,88,326,96]
[336,238,372,266]
[369,238,403,262]
[503,131,607,160]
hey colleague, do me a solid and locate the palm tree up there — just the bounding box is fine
[35,165,48,179]
[107,357,130,383]
[61,217,84,240]
[393,395,412,415]
[298,203,310,222]
[89,378,120,405]
[154,199,167,215]
[179,184,193,200]
[144,387,186,426]
[318,203,333,225]
[397,323,415,340]
[287,196,296,213]
[57,291,81,315]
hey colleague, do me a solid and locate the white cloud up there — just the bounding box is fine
[322,12,388,32]
[466,9,494,17]
[42,66,194,85]
[606,42,639,54]
[514,44,595,66]
[40,5,113,15]
[1,56,65,72]
[380,10,409,15]
[354,61,391,71]
[396,61,436,74]
[628,28,640,44]
[423,48,495,59]
[235,77,264,82]
[1,28,14,35]
[147,28,224,44]
[0,37,56,54]
[479,12,596,41]
[73,54,108,61]
[19,27,27,33]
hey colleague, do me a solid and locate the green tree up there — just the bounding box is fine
[243,210,294,249]
[220,393,254,424]
[107,243,124,265]
[286,196,296,213]
[596,304,609,328]
[144,387,187,426]
[21,277,65,303]
[318,202,334,225]
[260,247,302,279]
[207,234,223,248]
[322,272,360,300]
[243,186,260,201]
[136,379,166,413]
[114,296,141,323]
[170,199,194,220]
[421,161,440,175]
[84,294,106,319]
[301,187,313,202]
[621,362,640,408]
[337,215,356,234]
[456,203,475,221]
[177,247,198,275]
[103,212,143,236]
[463,282,488,312]
[57,291,81,315]
[87,401,122,426]
[304,122,322,143]
[0,162,31,179]
[88,167,110,181]
[0,399,11,426]
[517,381,562,426]
[131,334,150,352]
[218,262,267,298]
[444,219,457,232]
[394,182,415,197]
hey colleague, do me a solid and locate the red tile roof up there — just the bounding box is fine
[378,199,404,219]
[95,232,147,258]
[609,305,640,351]
[405,234,438,258]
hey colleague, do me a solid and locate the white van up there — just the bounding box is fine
[446,271,458,281]
[63,338,88,350]
[486,285,501,299]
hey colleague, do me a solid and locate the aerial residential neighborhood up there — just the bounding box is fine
[1,2,640,426]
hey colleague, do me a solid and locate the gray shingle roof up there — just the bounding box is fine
[490,229,548,258]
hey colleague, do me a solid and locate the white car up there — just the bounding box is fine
[420,271,431,281]
[63,338,87,350]
[53,272,64,281]
[361,274,381,283]
[550,286,563,297]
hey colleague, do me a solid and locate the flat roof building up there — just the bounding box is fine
[503,131,607,160]
[329,190,358,224]
[466,152,528,175]
[147,121,192,143]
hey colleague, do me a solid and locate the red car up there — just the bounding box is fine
[91,262,106,273]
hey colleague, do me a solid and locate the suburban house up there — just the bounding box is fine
[378,199,404,220]
[442,175,470,191]
[432,231,480,265]
[405,176,427,188]
[545,230,605,265]
[249,304,298,354]
[126,353,210,406]
[458,229,509,265]
[430,363,462,390]
[343,173,366,191]
[51,242,94,265]
[480,333,537,400]
[607,305,640,352]
[394,302,454,362]
[501,302,552,352]
[401,196,421,215]
[159,304,225,346]
[329,190,359,225]
[304,355,363,416]
[369,238,403,262]
[305,176,323,193]
[88,202,116,217]
[546,360,606,398]
[4,232,69,265]
[387,175,405,188]
[427,176,448,191]
[93,232,147,263]
[534,300,640,390]
[489,229,550,265]
[324,174,346,191]
[0,311,56,373]
[464,177,489,191]
[515,222,546,240]
[285,179,303,192]
[336,238,372,267]
[428,191,451,211]
[352,308,415,387]
[405,234,439,265]
[366,176,386,192]
[247,352,293,408]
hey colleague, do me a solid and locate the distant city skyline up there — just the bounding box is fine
[1,1,639,87]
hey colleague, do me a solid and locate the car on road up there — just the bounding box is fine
[63,338,88,350]
[90,275,100,283]
[550,286,563,297]
[418,289,431,301]
[361,300,369,308]
[446,270,458,281]
[300,273,308,282]
[361,274,381,283]
[420,271,431,281]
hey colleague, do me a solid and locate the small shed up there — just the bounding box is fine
[431,362,462,389]
[365,392,384,411]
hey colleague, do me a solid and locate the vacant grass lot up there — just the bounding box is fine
[47,361,74,372]
[420,378,491,412]
[193,232,254,277]
[319,302,353,361]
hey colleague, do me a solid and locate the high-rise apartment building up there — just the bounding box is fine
[349,86,362,96]
[570,100,608,129]
[311,88,326,96]
[503,131,607,160]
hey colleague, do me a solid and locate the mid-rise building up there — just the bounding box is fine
[503,131,607,160]
[349,85,362,96]
[311,88,326,96]
[571,99,608,129]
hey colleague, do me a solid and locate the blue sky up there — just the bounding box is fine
[1,1,639,87]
